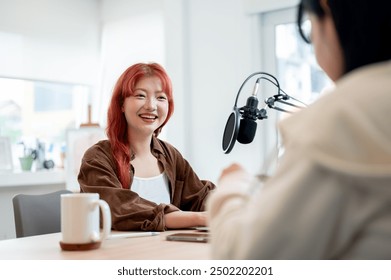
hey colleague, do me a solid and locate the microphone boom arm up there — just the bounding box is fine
[222,71,307,154]
[235,71,307,118]
[265,93,307,114]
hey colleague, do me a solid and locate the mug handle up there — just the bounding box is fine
[91,199,111,243]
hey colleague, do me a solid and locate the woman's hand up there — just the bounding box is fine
[164,211,207,229]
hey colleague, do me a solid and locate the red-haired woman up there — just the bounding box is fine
[78,62,215,231]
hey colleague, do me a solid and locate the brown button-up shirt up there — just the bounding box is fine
[78,136,215,231]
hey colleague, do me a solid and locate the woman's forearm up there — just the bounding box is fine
[164,211,207,229]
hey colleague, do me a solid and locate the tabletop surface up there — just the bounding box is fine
[0,229,211,260]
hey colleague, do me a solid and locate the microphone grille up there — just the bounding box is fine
[237,118,257,144]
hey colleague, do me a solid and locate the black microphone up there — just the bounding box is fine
[237,96,258,144]
[222,78,267,153]
[222,72,278,154]
[237,80,260,144]
[222,71,303,154]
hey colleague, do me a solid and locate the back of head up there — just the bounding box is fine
[300,0,391,74]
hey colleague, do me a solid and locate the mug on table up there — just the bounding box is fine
[60,193,111,250]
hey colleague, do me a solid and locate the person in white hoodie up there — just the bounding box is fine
[207,0,391,259]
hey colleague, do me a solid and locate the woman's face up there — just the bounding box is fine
[122,76,169,137]
[309,11,344,81]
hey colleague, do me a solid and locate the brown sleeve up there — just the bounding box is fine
[78,142,179,231]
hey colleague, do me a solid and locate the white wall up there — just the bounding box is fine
[165,0,266,183]
[243,0,298,13]
[97,0,165,125]
[0,0,100,85]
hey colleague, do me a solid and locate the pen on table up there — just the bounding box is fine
[107,232,160,240]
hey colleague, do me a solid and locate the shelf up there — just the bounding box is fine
[0,169,65,188]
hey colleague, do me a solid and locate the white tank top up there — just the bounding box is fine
[131,172,171,204]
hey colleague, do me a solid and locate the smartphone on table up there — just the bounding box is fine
[166,233,209,243]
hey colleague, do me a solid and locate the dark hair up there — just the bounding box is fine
[298,0,391,74]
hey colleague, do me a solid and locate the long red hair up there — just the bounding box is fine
[106,63,174,189]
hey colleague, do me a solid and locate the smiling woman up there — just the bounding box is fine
[78,62,216,232]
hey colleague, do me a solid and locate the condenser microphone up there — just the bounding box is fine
[222,71,294,153]
[237,81,260,144]
[237,96,259,144]
[222,71,304,154]
[222,78,265,153]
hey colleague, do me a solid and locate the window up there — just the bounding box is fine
[275,18,331,105]
[0,77,89,170]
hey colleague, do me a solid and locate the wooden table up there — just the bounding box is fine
[0,229,211,260]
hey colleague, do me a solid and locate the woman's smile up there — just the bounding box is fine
[139,113,158,123]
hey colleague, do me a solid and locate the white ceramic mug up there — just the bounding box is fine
[60,193,111,247]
